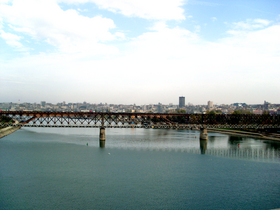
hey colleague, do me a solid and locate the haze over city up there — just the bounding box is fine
[1,0,280,105]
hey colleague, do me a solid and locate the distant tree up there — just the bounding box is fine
[262,110,270,115]
[0,116,14,123]
[206,110,215,115]
[206,110,222,114]
[232,110,253,114]
[176,109,186,113]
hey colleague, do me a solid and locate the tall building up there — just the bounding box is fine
[157,103,163,113]
[179,96,185,108]
[264,100,270,110]
[41,101,46,107]
[208,101,213,110]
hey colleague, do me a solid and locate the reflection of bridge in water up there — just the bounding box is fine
[201,141,279,160]
[204,148,279,161]
[1,111,280,148]
[199,136,280,162]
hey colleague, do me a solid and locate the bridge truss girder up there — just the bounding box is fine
[1,111,280,129]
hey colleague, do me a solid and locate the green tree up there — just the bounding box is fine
[206,110,222,114]
[176,109,186,113]
[262,110,270,115]
[232,110,252,114]
[0,116,14,123]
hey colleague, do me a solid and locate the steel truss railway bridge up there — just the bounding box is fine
[1,111,280,144]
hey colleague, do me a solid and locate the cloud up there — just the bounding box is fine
[0,30,29,50]
[188,0,220,7]
[225,24,280,57]
[5,22,279,104]
[194,25,200,33]
[0,0,12,4]
[0,0,123,54]
[128,22,200,61]
[232,19,271,30]
[211,17,217,22]
[0,1,280,104]
[59,0,186,20]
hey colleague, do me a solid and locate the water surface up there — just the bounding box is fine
[1,128,280,209]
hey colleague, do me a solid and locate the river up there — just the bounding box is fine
[1,127,280,209]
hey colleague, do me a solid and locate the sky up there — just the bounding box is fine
[0,0,280,105]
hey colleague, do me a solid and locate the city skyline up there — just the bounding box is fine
[0,99,275,106]
[1,98,279,115]
[1,0,280,105]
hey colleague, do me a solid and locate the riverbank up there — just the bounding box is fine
[0,126,21,139]
[208,128,280,142]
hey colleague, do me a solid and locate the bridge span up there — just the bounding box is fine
[1,111,280,145]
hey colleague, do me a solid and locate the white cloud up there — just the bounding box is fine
[211,17,217,22]
[59,0,186,20]
[77,8,88,12]
[232,19,271,30]
[3,21,278,104]
[0,0,12,4]
[0,0,123,54]
[225,24,280,58]
[148,21,168,31]
[0,1,280,104]
[0,30,27,50]
[194,25,200,33]
[128,23,200,60]
[254,19,271,26]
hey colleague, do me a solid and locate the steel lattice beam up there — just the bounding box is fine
[1,111,280,129]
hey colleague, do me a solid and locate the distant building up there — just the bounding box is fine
[41,101,46,107]
[143,105,146,112]
[264,100,270,110]
[208,101,213,110]
[253,109,263,114]
[157,103,163,113]
[179,96,185,108]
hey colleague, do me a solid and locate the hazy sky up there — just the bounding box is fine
[1,0,280,105]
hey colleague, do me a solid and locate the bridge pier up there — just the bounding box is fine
[200,139,208,154]
[200,128,208,140]
[99,127,105,148]
[99,139,105,148]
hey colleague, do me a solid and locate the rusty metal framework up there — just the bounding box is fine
[1,111,280,129]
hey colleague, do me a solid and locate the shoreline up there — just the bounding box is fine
[0,126,21,139]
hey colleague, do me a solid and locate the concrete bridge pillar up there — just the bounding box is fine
[99,127,105,148]
[200,139,207,154]
[99,139,105,148]
[200,128,208,140]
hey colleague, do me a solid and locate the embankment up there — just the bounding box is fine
[0,126,21,139]
[208,128,280,142]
